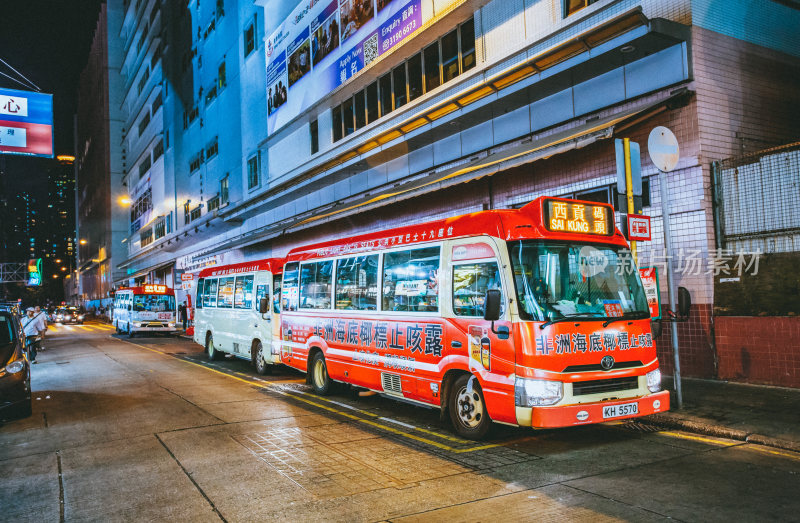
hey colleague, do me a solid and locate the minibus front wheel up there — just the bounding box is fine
[252,341,271,375]
[449,374,491,440]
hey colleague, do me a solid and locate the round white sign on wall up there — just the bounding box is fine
[648,126,680,172]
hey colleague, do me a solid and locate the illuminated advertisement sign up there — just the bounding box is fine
[143,284,168,294]
[27,258,42,286]
[0,87,54,158]
[266,0,427,134]
[543,199,614,236]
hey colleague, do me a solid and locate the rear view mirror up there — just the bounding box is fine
[259,298,269,314]
[483,289,501,322]
[651,319,663,339]
[678,287,692,318]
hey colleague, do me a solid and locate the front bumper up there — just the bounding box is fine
[0,366,30,411]
[519,390,670,428]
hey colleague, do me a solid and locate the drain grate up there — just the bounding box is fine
[620,420,661,433]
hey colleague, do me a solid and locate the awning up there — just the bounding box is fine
[197,88,689,256]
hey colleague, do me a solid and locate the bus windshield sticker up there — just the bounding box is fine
[603,300,624,317]
[452,243,494,261]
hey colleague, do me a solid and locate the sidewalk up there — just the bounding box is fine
[645,376,800,452]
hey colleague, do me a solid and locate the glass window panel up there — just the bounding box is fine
[453,262,503,317]
[354,89,366,129]
[234,275,254,309]
[423,42,441,92]
[366,81,379,124]
[332,104,343,142]
[196,278,204,308]
[255,284,269,311]
[379,72,393,116]
[300,261,333,309]
[282,263,299,311]
[408,53,423,101]
[273,275,282,313]
[393,64,407,109]
[342,98,355,136]
[460,19,476,73]
[335,255,379,310]
[382,247,440,312]
[204,278,218,307]
[441,29,459,83]
[217,276,235,308]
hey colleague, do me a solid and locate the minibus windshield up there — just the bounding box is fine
[133,294,176,313]
[509,240,649,322]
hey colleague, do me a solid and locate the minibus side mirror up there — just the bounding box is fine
[259,298,269,315]
[651,319,663,339]
[483,289,501,322]
[678,287,691,319]
[483,289,509,340]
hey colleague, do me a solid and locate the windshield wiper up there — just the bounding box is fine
[602,311,650,327]
[540,312,606,329]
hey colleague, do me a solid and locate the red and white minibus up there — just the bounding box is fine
[279,197,669,439]
[113,285,178,336]
[193,259,284,374]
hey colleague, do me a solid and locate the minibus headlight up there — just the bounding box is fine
[515,378,563,407]
[168,322,175,328]
[5,361,24,374]
[646,369,662,393]
[133,322,142,328]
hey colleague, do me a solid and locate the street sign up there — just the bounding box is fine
[648,126,679,172]
[0,87,54,158]
[180,273,194,281]
[626,214,652,241]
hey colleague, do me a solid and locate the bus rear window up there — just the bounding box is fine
[383,246,440,312]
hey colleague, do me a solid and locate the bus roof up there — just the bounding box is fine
[286,197,627,262]
[197,257,285,279]
[116,285,175,295]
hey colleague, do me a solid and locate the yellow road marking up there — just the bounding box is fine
[741,444,800,462]
[657,431,740,447]
[118,337,505,453]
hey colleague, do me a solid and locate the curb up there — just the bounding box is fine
[645,414,800,453]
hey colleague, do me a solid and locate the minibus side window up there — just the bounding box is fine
[283,263,299,311]
[453,262,503,317]
[234,275,254,309]
[196,278,204,308]
[300,260,333,310]
[255,284,269,310]
[204,278,218,307]
[272,275,282,313]
[335,255,378,310]
[218,277,235,308]
[383,246,440,312]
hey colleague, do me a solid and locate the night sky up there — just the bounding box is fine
[0,0,103,196]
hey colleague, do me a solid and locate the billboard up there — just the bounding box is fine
[266,0,426,134]
[0,87,54,158]
[27,258,42,286]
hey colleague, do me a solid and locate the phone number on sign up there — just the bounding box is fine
[382,20,418,52]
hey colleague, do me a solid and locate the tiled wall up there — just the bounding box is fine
[716,316,800,388]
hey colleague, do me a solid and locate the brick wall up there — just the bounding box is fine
[715,316,800,388]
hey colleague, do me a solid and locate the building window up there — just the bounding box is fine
[247,153,260,189]
[203,18,216,39]
[138,111,151,136]
[220,175,229,204]
[137,66,150,96]
[153,139,164,161]
[190,151,203,173]
[140,228,154,247]
[331,17,475,143]
[152,92,163,112]
[207,195,220,212]
[131,188,153,226]
[206,136,219,159]
[216,0,224,18]
[154,217,166,240]
[191,206,202,221]
[565,0,600,17]
[218,60,226,89]
[310,119,319,155]
[183,106,199,129]
[138,155,151,178]
[184,202,191,224]
[244,18,256,57]
[205,83,218,105]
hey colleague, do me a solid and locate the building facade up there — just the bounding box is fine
[75,2,127,308]
[110,0,800,385]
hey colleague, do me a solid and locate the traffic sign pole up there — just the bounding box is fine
[648,126,683,409]
[624,138,637,265]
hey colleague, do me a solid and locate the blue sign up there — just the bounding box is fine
[0,87,53,158]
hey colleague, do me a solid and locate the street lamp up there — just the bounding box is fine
[79,239,87,245]
[118,196,132,206]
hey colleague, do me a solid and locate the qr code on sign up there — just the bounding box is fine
[364,34,379,66]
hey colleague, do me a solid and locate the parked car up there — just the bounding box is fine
[0,310,32,420]
[55,306,84,324]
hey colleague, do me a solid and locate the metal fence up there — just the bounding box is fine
[713,142,800,254]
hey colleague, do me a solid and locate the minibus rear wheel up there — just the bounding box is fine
[310,352,331,395]
[253,341,271,375]
[448,374,491,440]
[206,334,222,361]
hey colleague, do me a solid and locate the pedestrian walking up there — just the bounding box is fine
[33,305,48,351]
[178,301,188,330]
[21,307,45,363]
